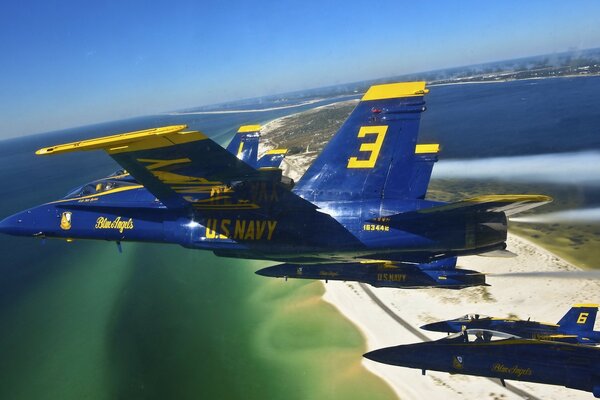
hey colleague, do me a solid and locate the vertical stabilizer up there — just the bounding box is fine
[557,304,598,333]
[293,82,437,202]
[226,125,261,166]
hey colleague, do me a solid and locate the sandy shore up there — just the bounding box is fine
[259,110,599,399]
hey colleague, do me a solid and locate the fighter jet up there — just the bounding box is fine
[364,330,600,397]
[421,304,600,344]
[0,81,551,289]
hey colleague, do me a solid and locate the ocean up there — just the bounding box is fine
[0,76,598,399]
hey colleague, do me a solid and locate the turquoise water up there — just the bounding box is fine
[0,103,394,400]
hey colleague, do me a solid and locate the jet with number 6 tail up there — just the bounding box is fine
[421,304,600,344]
[0,82,551,289]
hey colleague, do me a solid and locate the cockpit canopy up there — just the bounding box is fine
[64,179,137,198]
[443,329,520,344]
[456,314,491,322]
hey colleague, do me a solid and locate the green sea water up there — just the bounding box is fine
[0,113,395,399]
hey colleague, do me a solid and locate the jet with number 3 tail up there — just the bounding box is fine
[0,82,551,289]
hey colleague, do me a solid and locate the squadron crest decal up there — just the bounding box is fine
[60,211,72,230]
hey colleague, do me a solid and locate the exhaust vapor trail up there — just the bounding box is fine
[490,271,600,279]
[510,208,600,224]
[433,151,600,185]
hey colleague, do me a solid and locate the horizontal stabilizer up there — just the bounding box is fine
[417,195,553,217]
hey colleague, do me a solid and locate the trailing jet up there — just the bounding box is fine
[421,304,600,344]
[364,330,600,397]
[0,81,551,289]
[225,124,288,169]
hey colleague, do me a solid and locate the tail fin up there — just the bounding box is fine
[557,304,598,333]
[226,125,261,166]
[293,82,438,202]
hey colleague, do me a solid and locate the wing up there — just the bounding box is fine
[36,125,310,213]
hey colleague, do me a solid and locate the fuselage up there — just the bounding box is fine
[0,173,508,263]
[422,316,600,345]
[364,335,600,397]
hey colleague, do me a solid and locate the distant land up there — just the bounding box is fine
[183,47,600,113]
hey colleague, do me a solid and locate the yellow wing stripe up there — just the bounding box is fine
[46,185,144,204]
[573,303,599,308]
[362,81,429,101]
[265,148,288,155]
[465,194,553,203]
[35,125,207,155]
[237,125,261,133]
[415,144,440,154]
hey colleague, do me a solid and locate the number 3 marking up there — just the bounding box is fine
[347,126,388,169]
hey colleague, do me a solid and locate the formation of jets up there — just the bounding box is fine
[1,81,597,397]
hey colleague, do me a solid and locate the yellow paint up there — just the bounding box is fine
[465,194,553,203]
[415,144,440,154]
[347,126,388,169]
[319,271,340,278]
[265,148,288,155]
[138,158,191,171]
[363,224,390,232]
[95,216,134,234]
[573,303,599,308]
[491,363,532,378]
[361,81,428,101]
[237,141,244,156]
[206,218,277,240]
[237,125,261,133]
[577,312,589,324]
[452,356,463,370]
[36,125,194,155]
[60,211,72,230]
[106,130,206,154]
[47,185,143,205]
[377,273,407,282]
[420,194,553,214]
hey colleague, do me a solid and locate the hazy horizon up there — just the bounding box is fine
[1,1,599,138]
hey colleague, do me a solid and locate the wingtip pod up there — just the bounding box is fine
[361,81,428,101]
[35,125,198,156]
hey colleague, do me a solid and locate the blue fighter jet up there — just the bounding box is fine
[421,304,600,345]
[364,329,600,397]
[0,81,551,289]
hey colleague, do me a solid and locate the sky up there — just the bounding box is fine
[1,0,599,138]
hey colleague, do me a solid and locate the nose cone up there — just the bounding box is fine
[363,347,397,365]
[255,264,291,278]
[0,211,36,236]
[420,321,456,333]
[364,344,422,367]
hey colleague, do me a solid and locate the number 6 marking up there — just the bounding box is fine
[347,126,388,169]
[577,312,589,324]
